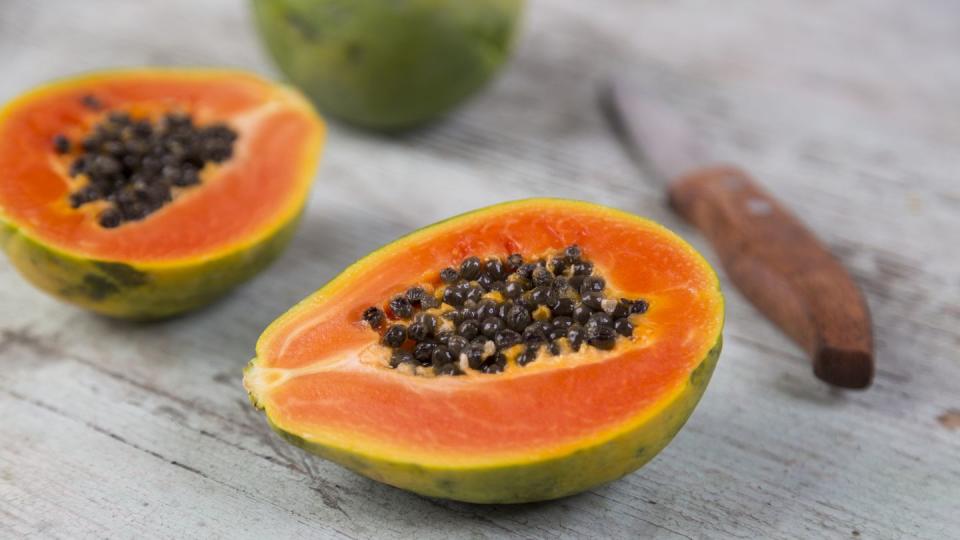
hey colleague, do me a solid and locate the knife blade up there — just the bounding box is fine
[600,77,874,389]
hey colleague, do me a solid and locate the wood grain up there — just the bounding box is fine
[1,1,959,539]
[669,165,874,388]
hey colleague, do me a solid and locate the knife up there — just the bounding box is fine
[599,77,874,389]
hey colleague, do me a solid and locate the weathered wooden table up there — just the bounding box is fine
[2,1,958,538]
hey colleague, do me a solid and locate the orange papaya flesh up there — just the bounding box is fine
[244,199,724,503]
[0,69,325,319]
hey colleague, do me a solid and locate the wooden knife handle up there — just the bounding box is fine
[668,165,874,388]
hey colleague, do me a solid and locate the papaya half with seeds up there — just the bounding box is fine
[0,69,325,320]
[244,199,724,503]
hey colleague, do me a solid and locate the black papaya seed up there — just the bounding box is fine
[465,284,484,302]
[587,325,617,350]
[567,325,585,351]
[528,319,552,335]
[383,324,407,347]
[547,324,564,341]
[572,303,592,324]
[68,156,87,177]
[446,335,469,356]
[523,328,547,346]
[407,322,429,342]
[580,276,605,293]
[362,306,386,329]
[568,274,585,291]
[551,276,569,294]
[480,317,505,338]
[548,256,567,276]
[435,331,454,346]
[389,296,413,318]
[516,292,537,312]
[69,186,98,208]
[480,362,501,375]
[457,319,480,340]
[390,349,414,368]
[553,297,574,316]
[570,260,593,276]
[581,291,604,310]
[443,309,463,325]
[502,281,523,299]
[53,134,71,154]
[442,286,466,307]
[477,299,498,320]
[481,353,506,374]
[459,256,482,280]
[532,266,554,287]
[440,267,459,284]
[465,344,485,370]
[517,345,540,366]
[459,305,478,321]
[610,299,631,319]
[517,263,538,280]
[431,346,454,366]
[476,273,496,291]
[505,304,532,331]
[495,301,512,320]
[588,311,613,329]
[414,342,437,365]
[552,316,574,330]
[494,329,522,349]
[614,318,634,337]
[414,312,437,334]
[434,362,462,376]
[420,294,440,309]
[483,258,505,280]
[81,94,103,110]
[525,321,552,342]
[405,286,426,304]
[98,208,122,228]
[530,286,555,306]
[516,276,535,291]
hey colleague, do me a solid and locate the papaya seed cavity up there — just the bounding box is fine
[361,246,650,377]
[56,105,238,228]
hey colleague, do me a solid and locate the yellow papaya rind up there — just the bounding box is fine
[255,338,720,503]
[1,212,302,320]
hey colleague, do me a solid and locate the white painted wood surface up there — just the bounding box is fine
[1,1,958,538]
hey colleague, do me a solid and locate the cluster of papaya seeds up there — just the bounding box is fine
[362,245,650,376]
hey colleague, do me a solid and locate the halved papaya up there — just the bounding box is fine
[244,199,724,503]
[0,69,324,319]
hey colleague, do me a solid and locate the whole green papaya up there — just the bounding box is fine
[252,0,524,131]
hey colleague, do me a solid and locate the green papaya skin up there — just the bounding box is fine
[1,213,301,321]
[252,0,524,131]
